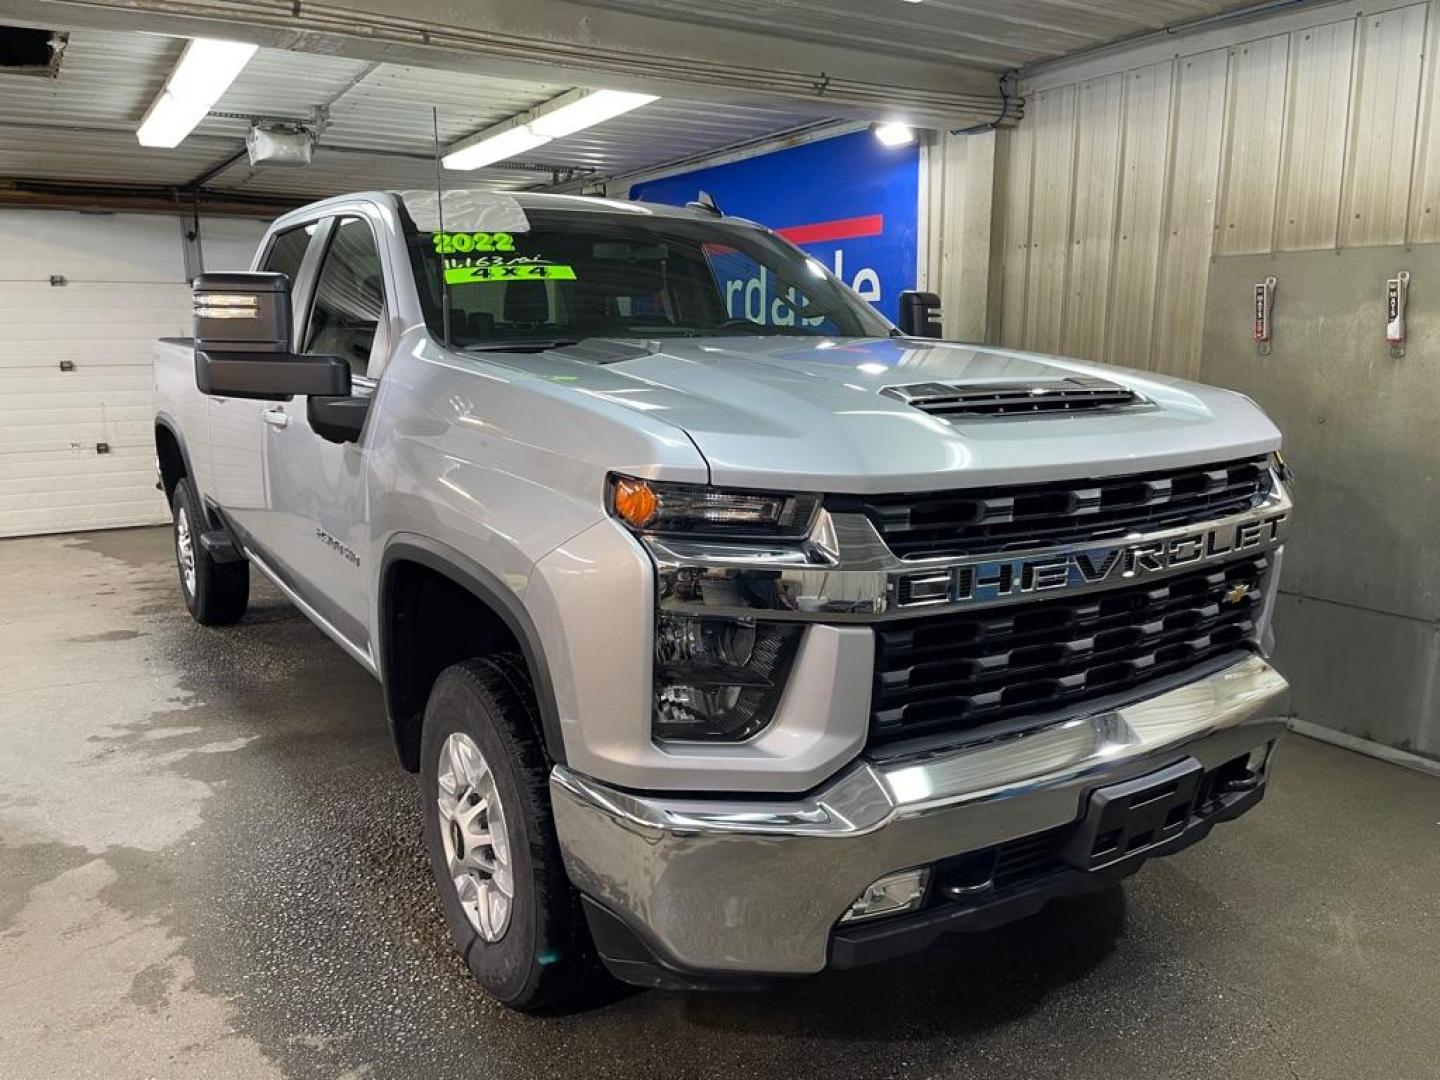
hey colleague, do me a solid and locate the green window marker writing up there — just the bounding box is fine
[444,264,578,285]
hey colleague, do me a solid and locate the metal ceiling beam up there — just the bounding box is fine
[0,0,1016,129]
[0,177,302,215]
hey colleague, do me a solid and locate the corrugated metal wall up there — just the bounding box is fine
[990,0,1440,765]
[996,0,1440,376]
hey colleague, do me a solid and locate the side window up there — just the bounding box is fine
[304,217,386,379]
[259,224,313,283]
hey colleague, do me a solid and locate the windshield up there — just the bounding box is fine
[404,207,893,349]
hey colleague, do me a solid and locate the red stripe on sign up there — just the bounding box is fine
[776,214,885,245]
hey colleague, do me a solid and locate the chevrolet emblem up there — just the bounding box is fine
[1224,583,1251,604]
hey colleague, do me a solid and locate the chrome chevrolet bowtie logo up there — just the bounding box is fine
[896,511,1288,608]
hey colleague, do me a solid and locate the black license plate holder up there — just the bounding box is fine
[1063,758,1203,871]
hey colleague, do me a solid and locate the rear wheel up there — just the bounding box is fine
[420,657,606,1011]
[171,478,248,626]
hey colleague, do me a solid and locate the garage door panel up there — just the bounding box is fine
[2,314,187,341]
[0,283,188,334]
[0,210,211,535]
[198,215,271,271]
[0,478,163,512]
[0,445,153,478]
[0,373,156,397]
[0,213,186,282]
[0,447,164,538]
[0,417,154,452]
[0,400,154,429]
[2,354,161,374]
[0,499,168,539]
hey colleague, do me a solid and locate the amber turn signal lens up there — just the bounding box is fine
[611,477,659,528]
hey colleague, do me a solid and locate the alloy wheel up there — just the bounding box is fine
[436,731,514,942]
[175,506,197,597]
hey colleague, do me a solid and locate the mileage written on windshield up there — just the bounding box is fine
[431,230,578,286]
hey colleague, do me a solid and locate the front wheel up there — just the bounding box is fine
[420,657,606,1012]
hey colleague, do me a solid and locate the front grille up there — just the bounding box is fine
[835,456,1272,560]
[870,556,1267,745]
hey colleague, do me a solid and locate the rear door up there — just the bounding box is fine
[206,222,318,549]
[262,212,390,657]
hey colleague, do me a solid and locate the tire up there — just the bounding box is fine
[420,657,606,1012]
[171,478,249,626]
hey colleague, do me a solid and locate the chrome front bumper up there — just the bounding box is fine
[550,654,1290,979]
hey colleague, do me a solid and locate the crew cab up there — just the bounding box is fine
[153,189,1292,1010]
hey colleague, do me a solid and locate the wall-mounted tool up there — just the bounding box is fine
[1254,277,1276,355]
[1386,271,1410,358]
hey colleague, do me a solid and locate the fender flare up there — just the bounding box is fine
[154,411,198,501]
[378,535,567,767]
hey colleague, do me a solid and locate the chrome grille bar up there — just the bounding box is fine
[837,456,1272,560]
[647,478,1291,623]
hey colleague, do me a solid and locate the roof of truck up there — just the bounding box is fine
[467,190,724,220]
[264,189,753,239]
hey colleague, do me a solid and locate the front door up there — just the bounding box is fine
[262,213,388,660]
[206,222,316,550]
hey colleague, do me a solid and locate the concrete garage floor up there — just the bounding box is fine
[2,528,1439,1080]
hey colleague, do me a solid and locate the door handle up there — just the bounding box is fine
[262,407,290,428]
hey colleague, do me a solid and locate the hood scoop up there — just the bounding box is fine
[880,375,1141,418]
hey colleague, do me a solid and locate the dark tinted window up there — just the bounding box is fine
[305,217,385,378]
[259,224,312,283]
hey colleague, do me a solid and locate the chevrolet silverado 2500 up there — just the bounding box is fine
[152,189,1292,1010]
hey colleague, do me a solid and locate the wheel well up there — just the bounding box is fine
[155,423,186,506]
[382,558,533,772]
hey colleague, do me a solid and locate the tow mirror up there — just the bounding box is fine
[192,272,350,401]
[897,290,943,339]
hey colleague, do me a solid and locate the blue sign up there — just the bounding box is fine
[629,130,919,322]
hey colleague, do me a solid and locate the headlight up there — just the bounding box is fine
[653,614,802,742]
[608,474,820,539]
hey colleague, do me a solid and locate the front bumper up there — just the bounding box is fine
[550,653,1289,985]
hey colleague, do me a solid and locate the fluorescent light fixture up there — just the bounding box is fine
[531,89,658,139]
[874,121,915,148]
[136,38,257,148]
[443,122,553,171]
[444,88,660,171]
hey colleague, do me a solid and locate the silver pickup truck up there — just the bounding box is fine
[153,189,1292,1010]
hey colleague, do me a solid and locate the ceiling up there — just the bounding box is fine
[575,0,1269,70]
[0,1,1273,207]
[0,25,828,202]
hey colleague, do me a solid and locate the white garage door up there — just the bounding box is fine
[0,209,266,538]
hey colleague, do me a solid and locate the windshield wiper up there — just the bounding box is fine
[461,339,583,354]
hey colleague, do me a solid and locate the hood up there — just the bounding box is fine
[484,336,1281,494]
